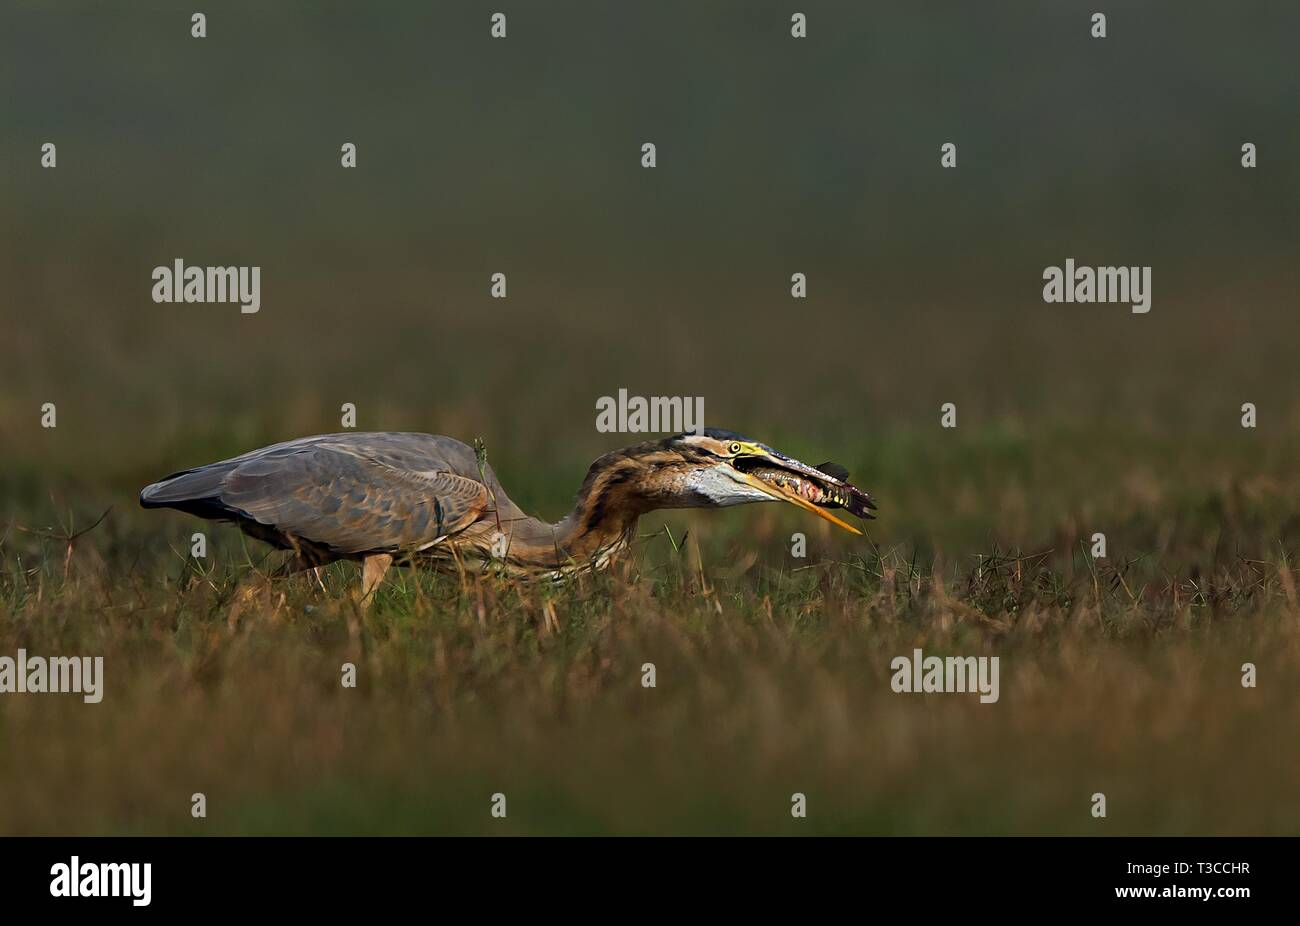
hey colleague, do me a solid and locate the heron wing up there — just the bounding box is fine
[139,434,499,556]
[216,445,490,555]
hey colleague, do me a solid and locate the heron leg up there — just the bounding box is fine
[270,554,330,591]
[360,553,393,601]
[272,555,317,578]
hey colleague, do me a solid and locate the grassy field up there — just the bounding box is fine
[2,419,1298,835]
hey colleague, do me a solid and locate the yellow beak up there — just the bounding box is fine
[739,472,864,536]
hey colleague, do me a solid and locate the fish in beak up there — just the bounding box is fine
[728,443,877,535]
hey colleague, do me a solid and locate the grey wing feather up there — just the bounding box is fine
[140,433,494,555]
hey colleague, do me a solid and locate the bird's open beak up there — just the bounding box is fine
[737,470,864,534]
[727,444,876,536]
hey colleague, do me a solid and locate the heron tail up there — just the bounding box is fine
[139,464,233,509]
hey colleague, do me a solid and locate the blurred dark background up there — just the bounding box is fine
[1,0,1297,541]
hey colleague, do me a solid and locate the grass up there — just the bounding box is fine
[2,426,1297,835]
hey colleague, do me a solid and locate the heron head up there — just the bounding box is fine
[652,428,877,534]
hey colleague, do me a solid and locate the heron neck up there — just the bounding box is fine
[553,507,639,567]
[497,457,646,571]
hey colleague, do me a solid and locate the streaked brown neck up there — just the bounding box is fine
[493,441,680,573]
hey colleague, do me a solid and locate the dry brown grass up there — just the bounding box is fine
[2,480,1297,834]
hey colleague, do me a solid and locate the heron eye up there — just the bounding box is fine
[728,442,743,455]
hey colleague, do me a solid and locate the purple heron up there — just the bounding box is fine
[140,429,876,596]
